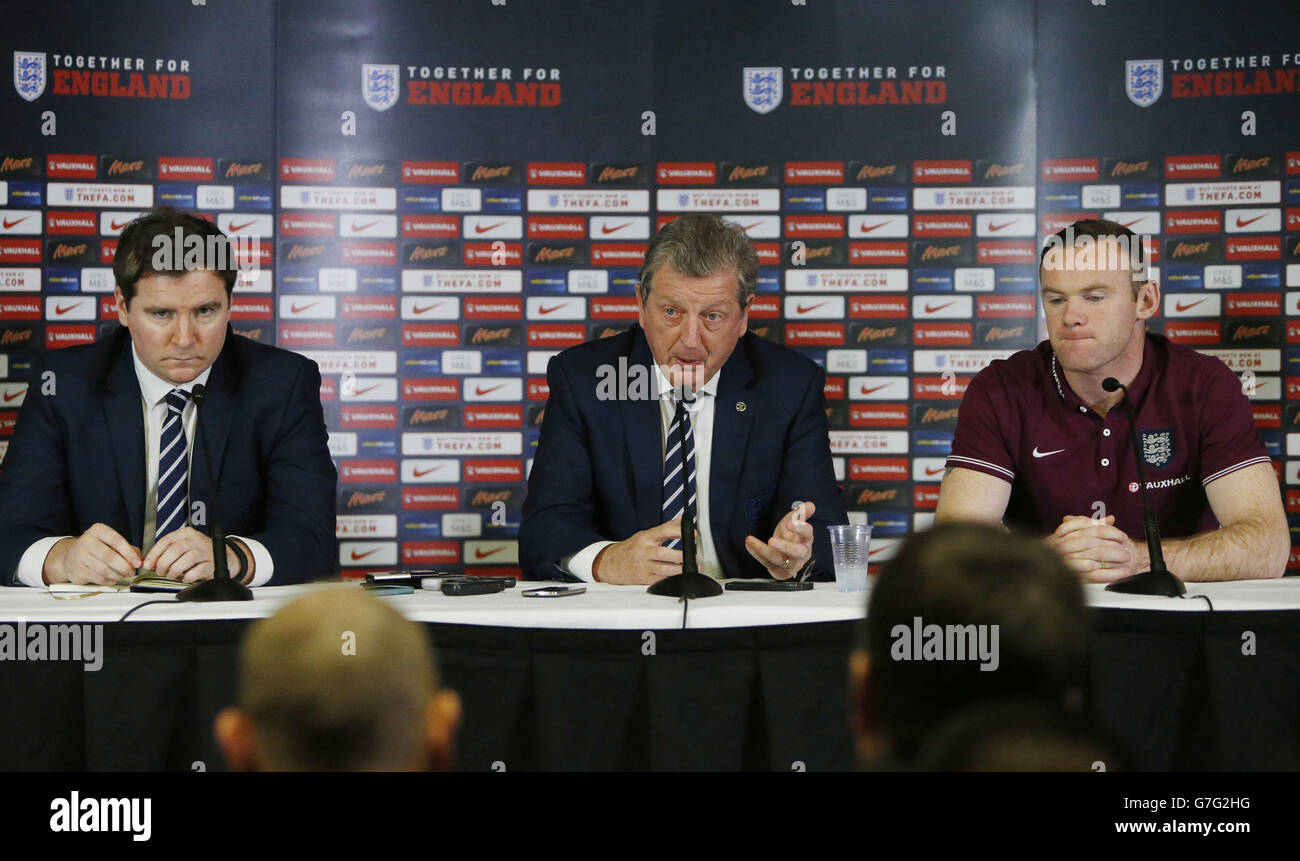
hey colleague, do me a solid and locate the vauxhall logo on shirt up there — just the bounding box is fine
[1140,430,1174,468]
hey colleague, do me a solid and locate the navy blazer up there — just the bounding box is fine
[520,324,847,581]
[0,326,337,586]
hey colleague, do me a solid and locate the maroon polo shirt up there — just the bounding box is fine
[946,333,1271,538]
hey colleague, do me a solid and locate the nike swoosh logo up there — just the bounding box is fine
[290,302,320,313]
[475,384,506,396]
[350,218,383,232]
[2,390,22,402]
[2,217,30,229]
[1175,300,1207,312]
[1118,218,1145,229]
[474,547,507,559]
[925,466,945,476]
[352,383,382,396]
[1236,214,1268,228]
[860,384,892,395]
[413,466,443,477]
[858,221,889,233]
[412,303,442,314]
[350,549,380,560]
[537,304,566,314]
[228,219,258,232]
[987,220,1019,232]
[54,303,80,315]
[924,302,957,313]
[111,219,131,230]
[797,302,829,314]
[600,223,630,234]
[474,221,507,234]
[869,545,887,556]
[737,222,762,232]
[1032,447,1065,458]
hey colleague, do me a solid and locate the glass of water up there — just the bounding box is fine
[828,524,872,592]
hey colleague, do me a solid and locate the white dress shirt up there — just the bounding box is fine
[565,365,724,582]
[17,344,273,587]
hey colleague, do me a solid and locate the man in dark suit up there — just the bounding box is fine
[520,214,846,585]
[0,208,336,588]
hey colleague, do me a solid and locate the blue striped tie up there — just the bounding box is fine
[661,392,697,549]
[154,388,191,541]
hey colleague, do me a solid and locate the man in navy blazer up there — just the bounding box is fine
[0,208,336,588]
[520,214,846,584]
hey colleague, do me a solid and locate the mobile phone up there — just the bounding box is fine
[724,580,814,592]
[522,585,586,598]
[442,579,508,596]
[362,583,415,596]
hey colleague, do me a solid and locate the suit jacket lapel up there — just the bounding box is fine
[709,336,756,562]
[619,327,663,531]
[192,336,238,511]
[102,338,146,547]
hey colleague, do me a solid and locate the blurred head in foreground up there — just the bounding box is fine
[216,588,460,771]
[914,699,1124,771]
[851,522,1088,768]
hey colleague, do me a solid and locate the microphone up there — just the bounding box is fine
[647,501,722,598]
[175,383,253,602]
[1099,376,1184,597]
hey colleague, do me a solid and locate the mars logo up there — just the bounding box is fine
[1126,59,1163,107]
[743,67,782,114]
[14,52,46,101]
[363,63,400,111]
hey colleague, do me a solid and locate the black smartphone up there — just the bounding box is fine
[362,583,415,596]
[442,579,509,596]
[724,580,814,592]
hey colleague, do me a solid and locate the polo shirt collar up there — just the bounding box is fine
[1048,332,1160,411]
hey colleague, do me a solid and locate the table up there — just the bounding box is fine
[1,579,1298,770]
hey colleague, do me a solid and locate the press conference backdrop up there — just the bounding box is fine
[1,0,1297,577]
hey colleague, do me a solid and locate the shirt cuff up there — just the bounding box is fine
[17,536,67,588]
[564,541,615,583]
[231,536,274,587]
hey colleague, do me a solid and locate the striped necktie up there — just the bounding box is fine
[154,388,191,541]
[661,391,697,549]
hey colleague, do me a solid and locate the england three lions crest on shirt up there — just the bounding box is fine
[1140,429,1174,469]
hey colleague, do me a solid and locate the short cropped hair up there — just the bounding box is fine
[1039,218,1150,297]
[637,213,758,310]
[113,207,237,304]
[236,589,439,771]
[862,523,1088,762]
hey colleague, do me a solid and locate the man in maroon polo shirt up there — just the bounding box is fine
[935,219,1288,582]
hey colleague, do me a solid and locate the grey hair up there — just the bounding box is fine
[637,213,758,309]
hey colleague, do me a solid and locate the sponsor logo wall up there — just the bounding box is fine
[2,0,1297,573]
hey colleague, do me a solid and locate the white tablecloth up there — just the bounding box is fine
[0,577,1297,628]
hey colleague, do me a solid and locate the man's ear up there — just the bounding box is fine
[214,708,260,772]
[115,286,129,328]
[1135,279,1160,321]
[424,689,462,771]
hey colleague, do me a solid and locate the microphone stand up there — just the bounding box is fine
[176,384,253,602]
[647,504,722,599]
[1102,377,1184,597]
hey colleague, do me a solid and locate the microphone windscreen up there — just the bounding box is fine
[1101,377,1120,392]
[191,383,207,404]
